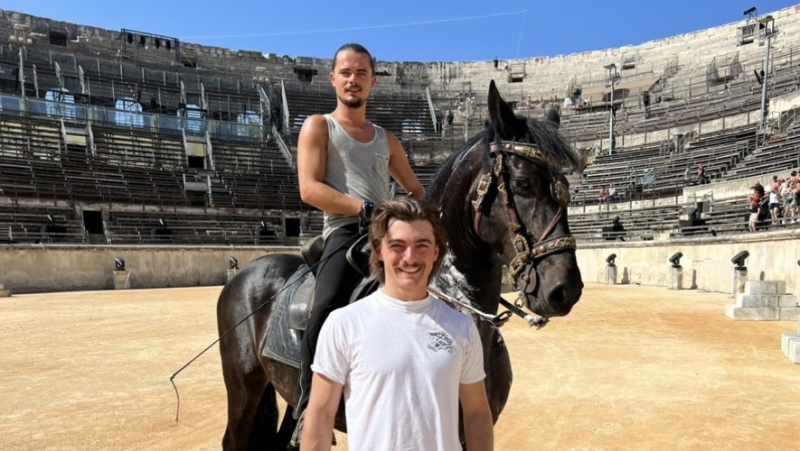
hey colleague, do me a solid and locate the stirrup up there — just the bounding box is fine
[289,410,305,448]
[289,410,336,448]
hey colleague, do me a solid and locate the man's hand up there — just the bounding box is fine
[358,201,374,235]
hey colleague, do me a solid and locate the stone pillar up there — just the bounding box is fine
[605,265,618,285]
[0,282,10,297]
[732,269,747,297]
[113,270,130,290]
[226,268,239,283]
[668,266,683,290]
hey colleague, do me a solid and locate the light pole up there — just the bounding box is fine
[758,14,777,132]
[604,63,620,155]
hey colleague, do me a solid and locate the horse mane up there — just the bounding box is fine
[426,131,487,203]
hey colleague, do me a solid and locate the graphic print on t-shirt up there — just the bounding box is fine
[427,331,455,354]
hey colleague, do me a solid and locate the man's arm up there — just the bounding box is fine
[300,373,343,451]
[297,115,363,216]
[385,131,425,200]
[459,380,494,451]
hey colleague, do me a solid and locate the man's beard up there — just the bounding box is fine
[338,94,366,109]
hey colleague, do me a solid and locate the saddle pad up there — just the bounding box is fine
[261,265,313,369]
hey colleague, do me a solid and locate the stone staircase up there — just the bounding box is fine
[725,281,800,320]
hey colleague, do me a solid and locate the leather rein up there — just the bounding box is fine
[472,140,576,292]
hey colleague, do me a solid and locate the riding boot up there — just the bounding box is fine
[292,224,362,445]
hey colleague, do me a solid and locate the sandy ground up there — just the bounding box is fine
[1,284,797,450]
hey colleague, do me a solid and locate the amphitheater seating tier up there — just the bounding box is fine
[1,8,800,246]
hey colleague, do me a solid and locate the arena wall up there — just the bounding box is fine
[577,230,800,295]
[4,233,798,296]
[0,245,298,294]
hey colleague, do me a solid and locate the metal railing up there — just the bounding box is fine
[0,93,263,139]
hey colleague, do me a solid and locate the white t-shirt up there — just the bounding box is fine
[312,289,485,451]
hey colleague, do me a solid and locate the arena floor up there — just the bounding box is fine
[1,283,797,450]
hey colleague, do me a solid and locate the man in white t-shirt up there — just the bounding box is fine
[301,198,493,451]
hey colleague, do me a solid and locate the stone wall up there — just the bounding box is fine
[577,229,800,295]
[0,245,299,293]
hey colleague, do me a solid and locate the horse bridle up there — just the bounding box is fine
[472,140,576,292]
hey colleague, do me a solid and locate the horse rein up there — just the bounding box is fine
[472,140,576,292]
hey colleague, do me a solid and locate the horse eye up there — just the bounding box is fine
[513,178,530,190]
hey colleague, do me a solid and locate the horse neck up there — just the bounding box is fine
[428,138,502,314]
[436,248,502,314]
[435,199,503,314]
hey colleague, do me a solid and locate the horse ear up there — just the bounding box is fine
[487,80,517,138]
[546,107,561,129]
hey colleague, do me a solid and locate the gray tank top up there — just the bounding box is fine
[322,114,390,237]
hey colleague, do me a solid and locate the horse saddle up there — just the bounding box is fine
[261,234,378,369]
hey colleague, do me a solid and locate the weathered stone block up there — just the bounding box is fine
[732,270,747,296]
[778,295,799,308]
[0,282,9,297]
[113,270,130,290]
[226,268,239,283]
[668,267,683,290]
[724,304,779,320]
[746,281,786,295]
[781,332,800,354]
[735,294,779,308]
[606,266,618,285]
[779,308,800,321]
[786,340,800,364]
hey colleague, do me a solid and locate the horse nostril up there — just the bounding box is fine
[547,282,581,315]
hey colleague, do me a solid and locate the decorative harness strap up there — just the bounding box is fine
[472,141,576,288]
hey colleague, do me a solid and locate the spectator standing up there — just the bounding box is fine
[794,180,800,223]
[697,164,708,185]
[748,184,763,232]
[769,184,781,225]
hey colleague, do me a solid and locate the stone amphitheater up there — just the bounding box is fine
[1,5,800,365]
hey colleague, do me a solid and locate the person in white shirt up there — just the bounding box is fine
[769,184,781,224]
[301,198,493,451]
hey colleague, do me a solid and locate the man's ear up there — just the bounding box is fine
[329,71,335,86]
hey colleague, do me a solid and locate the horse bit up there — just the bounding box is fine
[472,140,576,295]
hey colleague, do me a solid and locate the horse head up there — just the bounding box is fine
[472,81,583,317]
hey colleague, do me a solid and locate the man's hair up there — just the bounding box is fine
[368,198,447,284]
[332,43,375,74]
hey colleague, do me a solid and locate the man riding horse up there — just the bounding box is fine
[292,42,424,445]
[216,77,584,451]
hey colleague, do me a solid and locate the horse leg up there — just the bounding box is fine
[277,405,297,450]
[249,382,281,450]
[220,338,279,451]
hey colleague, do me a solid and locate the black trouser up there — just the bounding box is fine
[296,223,362,418]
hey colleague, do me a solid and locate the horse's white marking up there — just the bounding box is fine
[432,251,478,311]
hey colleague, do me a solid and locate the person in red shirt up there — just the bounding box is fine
[598,186,609,210]
[748,187,761,232]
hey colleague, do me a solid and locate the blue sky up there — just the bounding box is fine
[3,1,798,62]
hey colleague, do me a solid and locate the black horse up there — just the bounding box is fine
[216,81,584,450]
